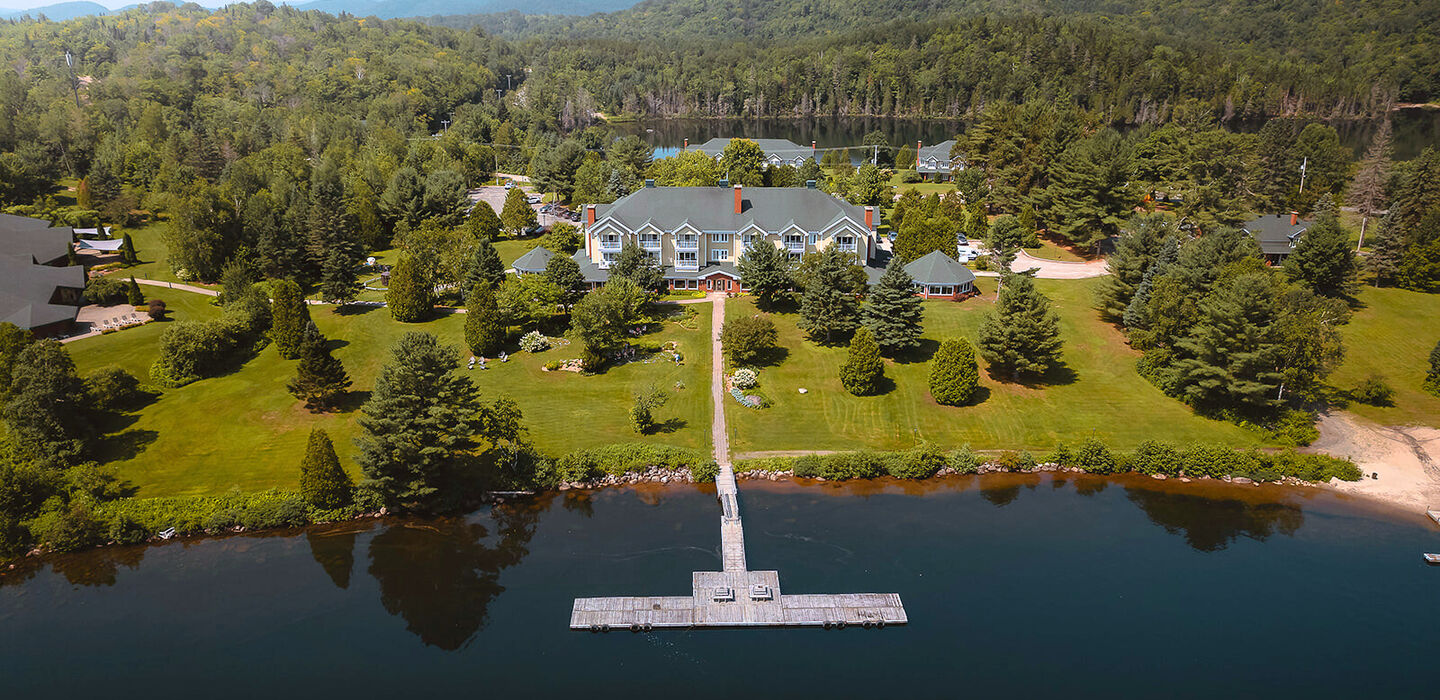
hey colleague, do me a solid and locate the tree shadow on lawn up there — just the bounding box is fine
[653,418,688,434]
[891,338,940,365]
[328,389,371,414]
[985,360,1078,388]
[332,303,381,317]
[93,426,160,464]
[745,345,790,368]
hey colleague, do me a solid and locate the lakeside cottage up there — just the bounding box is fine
[1243,213,1308,265]
[563,182,975,299]
[0,213,85,337]
[915,140,964,181]
[690,137,817,168]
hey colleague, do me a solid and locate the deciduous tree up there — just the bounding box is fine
[721,314,778,365]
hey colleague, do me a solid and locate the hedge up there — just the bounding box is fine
[737,440,1361,483]
[538,443,716,485]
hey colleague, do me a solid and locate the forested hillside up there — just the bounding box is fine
[447,0,1439,117]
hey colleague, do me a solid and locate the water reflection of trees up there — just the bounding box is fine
[1125,486,1303,552]
[306,529,360,589]
[364,499,543,650]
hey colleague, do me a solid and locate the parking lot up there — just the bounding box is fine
[467,186,578,230]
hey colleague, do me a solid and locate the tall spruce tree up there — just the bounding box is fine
[287,322,352,411]
[464,237,506,294]
[1351,120,1392,250]
[319,247,360,306]
[299,428,353,509]
[1170,273,1286,413]
[544,253,588,312]
[1285,213,1357,298]
[839,326,885,396]
[464,282,505,357]
[270,278,309,359]
[929,338,980,406]
[1097,214,1176,321]
[862,258,923,356]
[356,332,483,511]
[1398,208,1440,293]
[387,253,433,322]
[737,240,793,309]
[798,247,860,344]
[976,273,1063,381]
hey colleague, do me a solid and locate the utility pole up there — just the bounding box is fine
[506,74,512,91]
[1297,156,1309,197]
[64,50,80,108]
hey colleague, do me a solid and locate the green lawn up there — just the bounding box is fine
[68,294,713,497]
[1328,286,1440,426]
[887,177,956,198]
[112,220,186,285]
[724,277,1264,453]
[67,285,222,379]
[1027,239,1088,262]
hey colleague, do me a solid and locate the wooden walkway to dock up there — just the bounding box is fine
[569,294,907,632]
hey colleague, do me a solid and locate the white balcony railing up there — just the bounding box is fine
[838,243,858,252]
[640,236,662,251]
[785,240,805,251]
[677,237,699,250]
[599,238,622,250]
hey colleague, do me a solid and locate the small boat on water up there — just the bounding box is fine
[158,527,176,541]
[1428,509,1440,525]
[1424,553,1440,565]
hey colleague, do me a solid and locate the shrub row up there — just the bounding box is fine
[537,443,717,485]
[95,490,364,543]
[737,439,1360,483]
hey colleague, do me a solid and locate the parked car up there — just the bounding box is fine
[504,180,515,190]
[955,244,981,262]
[539,204,554,213]
[526,194,542,204]
[523,224,544,236]
[568,212,581,222]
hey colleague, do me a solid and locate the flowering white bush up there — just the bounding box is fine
[731,368,758,389]
[520,331,550,353]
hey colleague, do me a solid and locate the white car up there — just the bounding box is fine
[527,194,542,204]
[955,244,981,262]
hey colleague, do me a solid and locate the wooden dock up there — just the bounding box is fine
[570,294,906,631]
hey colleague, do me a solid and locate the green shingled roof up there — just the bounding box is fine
[512,246,554,273]
[903,250,975,287]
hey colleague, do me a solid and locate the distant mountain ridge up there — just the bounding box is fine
[0,0,635,21]
[0,1,113,20]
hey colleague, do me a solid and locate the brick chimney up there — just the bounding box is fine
[683,137,688,149]
[1290,211,1298,226]
[864,206,874,230]
[734,184,743,214]
[811,140,816,150]
[917,140,923,167]
[586,204,596,226]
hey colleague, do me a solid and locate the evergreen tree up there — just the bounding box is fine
[976,273,1063,381]
[2,340,93,466]
[612,241,665,293]
[798,247,861,344]
[895,214,958,262]
[862,258,923,356]
[929,338,980,406]
[356,332,482,511]
[287,322,352,412]
[543,253,588,312]
[839,326,885,396]
[464,237,506,295]
[500,187,537,237]
[387,253,433,322]
[1366,213,1406,286]
[1171,273,1286,413]
[299,428,353,510]
[119,232,138,264]
[464,282,506,357]
[319,247,360,306]
[269,278,309,359]
[1285,213,1357,298]
[1097,213,1176,321]
[736,240,793,309]
[1425,339,1440,396]
[1398,208,1440,293]
[126,277,144,306]
[1035,129,1134,251]
[465,201,503,240]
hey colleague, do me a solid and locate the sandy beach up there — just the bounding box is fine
[1310,411,1440,514]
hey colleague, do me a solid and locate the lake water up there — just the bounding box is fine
[3,474,1438,699]
[613,111,1440,161]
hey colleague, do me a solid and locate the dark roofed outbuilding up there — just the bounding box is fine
[1243,214,1308,264]
[902,250,976,300]
[512,246,554,275]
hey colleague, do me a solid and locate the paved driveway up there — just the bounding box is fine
[468,186,569,229]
